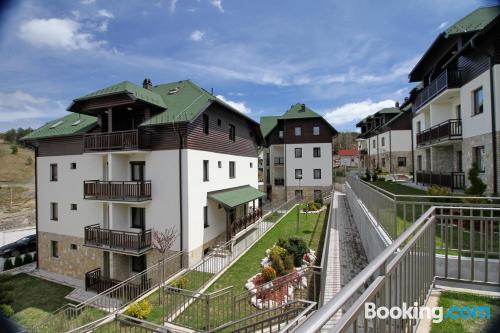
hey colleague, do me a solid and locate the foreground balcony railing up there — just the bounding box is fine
[84,267,152,296]
[84,224,152,254]
[274,178,285,186]
[230,208,263,237]
[416,119,462,146]
[416,171,465,190]
[414,69,462,110]
[83,129,152,152]
[84,180,152,201]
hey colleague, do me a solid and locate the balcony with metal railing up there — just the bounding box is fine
[83,180,152,202]
[416,119,462,147]
[84,224,152,255]
[414,69,462,111]
[416,170,465,190]
[274,178,285,186]
[83,129,152,152]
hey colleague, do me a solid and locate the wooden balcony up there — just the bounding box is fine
[84,180,152,201]
[416,171,465,190]
[83,129,151,152]
[414,70,462,111]
[84,224,152,254]
[85,268,152,298]
[230,208,263,238]
[416,119,462,147]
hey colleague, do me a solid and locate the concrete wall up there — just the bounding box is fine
[285,142,332,187]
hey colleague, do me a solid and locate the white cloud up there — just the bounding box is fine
[169,0,178,13]
[189,30,205,42]
[0,91,64,123]
[216,95,251,114]
[323,99,396,127]
[18,18,107,51]
[97,9,114,19]
[436,21,448,30]
[80,0,96,4]
[210,0,224,13]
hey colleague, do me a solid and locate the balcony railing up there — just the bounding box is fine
[230,208,263,237]
[84,224,152,254]
[84,180,152,201]
[85,268,152,297]
[416,171,465,190]
[414,69,462,110]
[274,178,285,186]
[83,129,152,152]
[416,119,462,146]
[274,157,285,165]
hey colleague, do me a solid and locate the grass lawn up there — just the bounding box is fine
[371,180,427,196]
[431,291,500,333]
[0,143,34,184]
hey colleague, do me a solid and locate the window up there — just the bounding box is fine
[473,87,483,115]
[203,114,209,135]
[50,202,58,221]
[456,151,463,172]
[131,207,145,229]
[50,164,58,181]
[218,161,222,168]
[473,146,485,172]
[294,127,302,136]
[217,119,221,126]
[295,148,302,158]
[278,130,283,139]
[70,204,77,211]
[416,121,421,133]
[381,158,386,167]
[70,244,77,251]
[131,255,146,272]
[313,126,320,136]
[250,162,253,168]
[204,206,209,228]
[70,162,77,170]
[313,169,321,179]
[295,169,303,179]
[229,161,236,178]
[51,241,58,258]
[397,157,407,167]
[314,190,322,200]
[381,137,385,147]
[130,162,145,181]
[372,140,376,148]
[456,105,461,119]
[229,124,236,141]
[313,147,321,158]
[295,190,303,199]
[417,155,422,171]
[203,160,209,181]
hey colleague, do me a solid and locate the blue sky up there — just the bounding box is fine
[0,0,496,132]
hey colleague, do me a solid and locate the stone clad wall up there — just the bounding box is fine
[286,185,332,202]
[462,132,496,194]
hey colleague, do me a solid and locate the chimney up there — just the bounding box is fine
[143,78,152,91]
[395,101,400,108]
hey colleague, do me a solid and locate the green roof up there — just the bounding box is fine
[259,116,279,137]
[72,81,167,109]
[446,5,500,35]
[21,113,97,141]
[376,107,400,114]
[207,185,266,209]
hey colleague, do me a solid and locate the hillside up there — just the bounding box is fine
[0,141,35,231]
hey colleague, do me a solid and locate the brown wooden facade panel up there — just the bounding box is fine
[146,124,186,150]
[37,135,85,157]
[457,51,490,85]
[281,118,335,144]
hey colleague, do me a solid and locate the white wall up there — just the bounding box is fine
[461,70,493,138]
[390,130,412,152]
[495,65,500,131]
[285,143,332,187]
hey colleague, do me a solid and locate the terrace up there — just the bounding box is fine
[83,180,152,202]
[83,129,152,152]
[83,224,152,255]
[414,69,462,111]
[416,119,462,147]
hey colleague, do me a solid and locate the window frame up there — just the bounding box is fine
[473,146,485,173]
[70,162,77,170]
[397,157,407,167]
[70,203,77,211]
[472,87,484,116]
[130,161,145,182]
[294,147,302,158]
[294,127,302,137]
[295,169,303,180]
[313,169,321,179]
[229,161,236,178]
[203,160,209,182]
[131,255,146,273]
[50,202,58,221]
[51,240,59,258]
[50,163,58,181]
[204,206,209,228]
[203,114,209,135]
[131,207,146,229]
[313,126,320,136]
[313,147,321,158]
[381,137,385,147]
[229,124,236,141]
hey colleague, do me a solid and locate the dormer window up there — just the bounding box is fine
[50,121,63,129]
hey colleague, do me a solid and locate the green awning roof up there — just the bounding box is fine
[207,185,265,209]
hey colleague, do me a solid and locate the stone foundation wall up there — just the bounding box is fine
[286,186,332,202]
[38,231,102,280]
[271,186,286,203]
[462,132,497,194]
[376,151,413,174]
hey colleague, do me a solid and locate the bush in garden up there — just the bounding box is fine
[280,237,308,267]
[23,253,33,265]
[0,304,13,317]
[363,168,371,181]
[261,266,276,282]
[14,255,23,267]
[269,245,287,260]
[270,254,285,276]
[465,163,487,196]
[125,300,151,320]
[170,276,188,289]
[3,259,14,271]
[427,185,451,203]
[307,202,318,211]
[284,255,295,273]
[314,198,323,207]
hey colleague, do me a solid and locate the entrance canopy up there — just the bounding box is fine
[207,185,265,209]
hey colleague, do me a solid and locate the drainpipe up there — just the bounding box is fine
[410,107,416,183]
[389,131,393,174]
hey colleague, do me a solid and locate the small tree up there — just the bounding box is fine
[152,227,178,258]
[465,163,487,196]
[10,145,18,155]
[363,168,371,181]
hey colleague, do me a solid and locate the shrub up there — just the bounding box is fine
[427,185,450,202]
[26,157,33,165]
[0,304,13,317]
[23,253,33,265]
[307,202,319,211]
[465,163,487,196]
[125,300,151,320]
[314,198,323,207]
[270,254,285,276]
[372,172,378,182]
[269,245,287,260]
[363,169,371,181]
[170,276,188,289]
[9,145,17,155]
[284,255,295,273]
[14,255,23,267]
[281,237,308,267]
[3,259,14,271]
[261,266,276,282]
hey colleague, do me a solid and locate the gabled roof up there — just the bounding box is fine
[338,149,358,157]
[260,116,280,138]
[21,113,97,141]
[207,185,266,209]
[446,6,500,35]
[69,81,167,110]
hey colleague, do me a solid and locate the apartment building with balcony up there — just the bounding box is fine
[356,106,413,174]
[22,79,265,287]
[260,103,337,202]
[408,6,500,193]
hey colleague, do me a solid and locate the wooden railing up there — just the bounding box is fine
[274,178,285,186]
[84,180,152,201]
[416,171,465,190]
[415,69,462,110]
[230,208,263,237]
[84,267,152,299]
[274,157,285,165]
[416,119,462,146]
[83,129,151,152]
[84,224,152,253]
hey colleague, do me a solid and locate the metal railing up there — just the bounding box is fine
[84,224,152,254]
[83,180,152,201]
[230,208,263,237]
[416,119,462,146]
[83,129,152,152]
[274,178,285,186]
[416,171,465,190]
[414,69,462,110]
